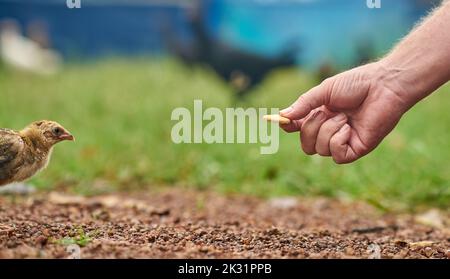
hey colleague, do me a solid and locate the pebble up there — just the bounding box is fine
[35,235,48,246]
[424,247,433,258]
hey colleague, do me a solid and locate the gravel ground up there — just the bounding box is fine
[0,190,449,259]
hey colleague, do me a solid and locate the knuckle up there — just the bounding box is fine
[303,146,316,156]
[296,94,308,106]
[321,77,333,86]
[329,137,341,151]
[321,77,335,91]
[317,151,330,157]
[315,136,329,156]
[300,139,316,155]
[333,156,347,164]
[316,146,330,156]
[331,150,347,164]
[323,121,343,136]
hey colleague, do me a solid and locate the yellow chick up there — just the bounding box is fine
[0,120,74,186]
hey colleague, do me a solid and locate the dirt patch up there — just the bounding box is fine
[0,190,449,259]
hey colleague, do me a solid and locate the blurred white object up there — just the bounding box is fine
[367,243,381,259]
[415,209,445,229]
[0,182,36,195]
[66,244,81,259]
[268,197,298,210]
[0,19,61,75]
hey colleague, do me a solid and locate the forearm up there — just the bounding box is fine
[379,1,450,107]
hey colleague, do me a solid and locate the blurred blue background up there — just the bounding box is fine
[1,0,449,208]
[0,0,440,69]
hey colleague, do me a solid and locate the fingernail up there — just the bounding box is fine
[333,113,347,122]
[280,107,293,116]
[342,124,351,131]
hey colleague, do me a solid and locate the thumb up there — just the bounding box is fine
[280,80,331,120]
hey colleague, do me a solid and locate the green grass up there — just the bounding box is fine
[53,227,95,247]
[1,58,449,209]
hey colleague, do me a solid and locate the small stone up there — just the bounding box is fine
[393,250,409,259]
[35,235,48,246]
[394,240,408,248]
[367,243,381,259]
[266,228,281,236]
[423,247,433,258]
[147,235,157,243]
[199,246,210,253]
[409,241,434,249]
[344,247,355,255]
[6,241,17,249]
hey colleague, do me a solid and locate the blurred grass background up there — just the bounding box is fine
[0,58,449,209]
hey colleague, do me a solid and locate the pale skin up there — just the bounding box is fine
[280,1,450,164]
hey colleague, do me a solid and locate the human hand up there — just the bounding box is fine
[280,62,413,164]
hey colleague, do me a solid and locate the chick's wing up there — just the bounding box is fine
[0,129,24,178]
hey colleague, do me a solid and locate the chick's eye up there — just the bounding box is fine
[52,127,62,135]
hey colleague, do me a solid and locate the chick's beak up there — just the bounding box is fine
[59,132,75,141]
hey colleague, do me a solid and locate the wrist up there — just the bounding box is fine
[374,59,431,109]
